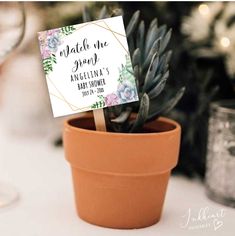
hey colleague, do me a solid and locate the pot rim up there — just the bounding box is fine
[211,99,235,115]
[64,114,181,137]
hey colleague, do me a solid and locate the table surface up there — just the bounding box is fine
[0,123,235,236]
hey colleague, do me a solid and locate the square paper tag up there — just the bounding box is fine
[38,16,138,117]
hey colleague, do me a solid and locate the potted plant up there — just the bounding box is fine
[64,7,185,229]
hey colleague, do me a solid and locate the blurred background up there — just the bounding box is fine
[0,1,235,180]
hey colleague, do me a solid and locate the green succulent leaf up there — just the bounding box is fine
[155,25,167,46]
[149,18,158,29]
[145,18,158,47]
[143,38,161,69]
[126,10,140,37]
[130,93,149,132]
[150,70,169,90]
[133,65,139,82]
[108,105,123,117]
[136,20,145,59]
[82,7,91,22]
[147,87,185,122]
[159,28,172,54]
[111,8,123,17]
[132,48,141,67]
[148,75,168,99]
[157,50,172,74]
[145,24,158,57]
[98,5,107,19]
[111,107,132,123]
[128,34,135,55]
[145,73,162,92]
[143,52,159,92]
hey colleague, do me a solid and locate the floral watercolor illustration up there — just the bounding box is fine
[38,26,76,75]
[102,55,138,108]
[38,18,138,116]
[105,93,119,106]
[117,80,138,103]
[90,55,138,109]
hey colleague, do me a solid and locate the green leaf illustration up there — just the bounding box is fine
[43,54,57,75]
[91,95,106,109]
[51,53,56,63]
[118,55,135,84]
[43,58,53,75]
[61,26,76,36]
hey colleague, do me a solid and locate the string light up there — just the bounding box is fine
[198,4,210,16]
[220,37,230,48]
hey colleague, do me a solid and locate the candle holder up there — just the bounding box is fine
[206,99,235,207]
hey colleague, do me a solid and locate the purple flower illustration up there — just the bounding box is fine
[117,81,138,103]
[41,49,51,59]
[47,29,60,36]
[105,93,119,107]
[38,33,47,50]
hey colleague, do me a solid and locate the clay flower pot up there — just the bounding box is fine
[63,113,181,229]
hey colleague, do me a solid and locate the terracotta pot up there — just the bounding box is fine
[63,113,181,229]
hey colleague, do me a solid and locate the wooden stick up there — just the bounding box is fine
[93,109,107,131]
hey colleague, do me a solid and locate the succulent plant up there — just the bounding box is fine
[83,6,185,133]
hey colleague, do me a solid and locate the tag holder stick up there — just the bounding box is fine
[93,109,107,131]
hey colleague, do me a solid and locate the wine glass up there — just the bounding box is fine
[0,2,25,208]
